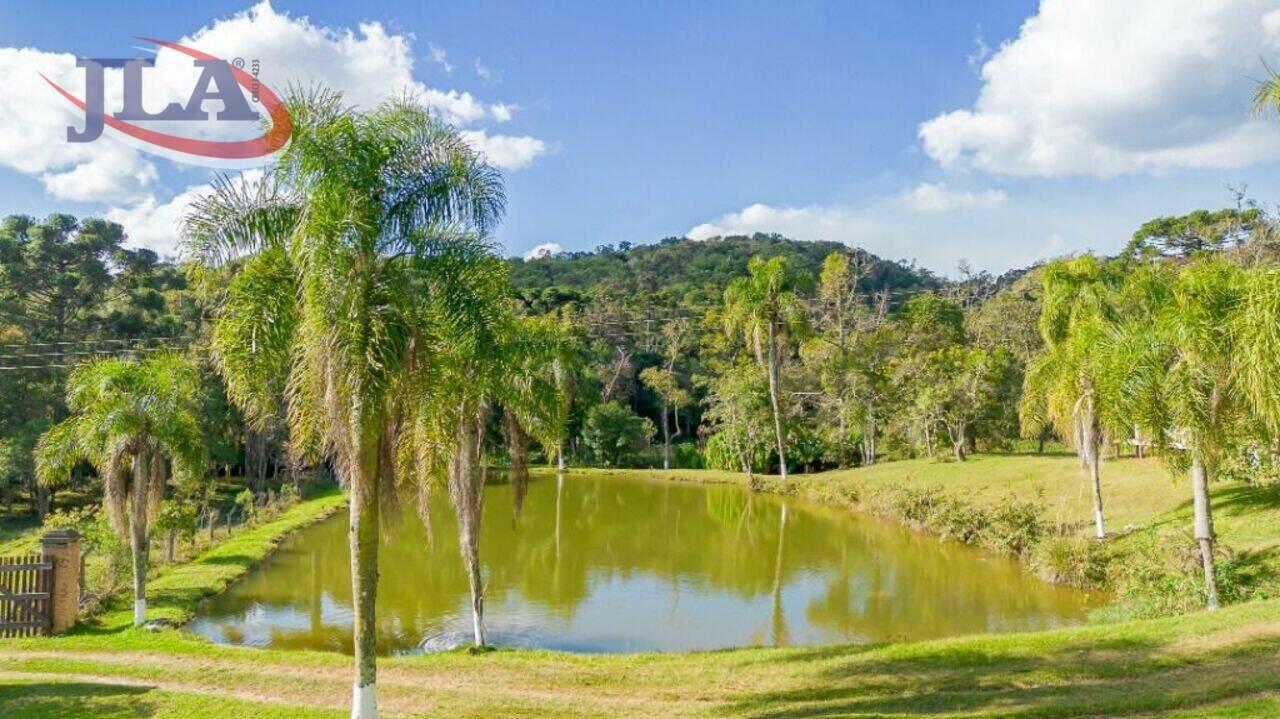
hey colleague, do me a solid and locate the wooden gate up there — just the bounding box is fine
[0,554,52,637]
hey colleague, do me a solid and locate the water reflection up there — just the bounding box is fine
[188,473,1101,654]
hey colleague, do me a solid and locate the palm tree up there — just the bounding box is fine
[1108,258,1280,610]
[183,90,504,719]
[639,366,690,470]
[1021,256,1120,540]
[35,354,204,627]
[397,248,568,648]
[724,256,807,479]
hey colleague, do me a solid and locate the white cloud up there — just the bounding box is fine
[904,182,1006,212]
[459,129,547,170]
[687,203,882,244]
[427,42,453,74]
[105,170,266,258]
[967,25,990,73]
[920,0,1280,176]
[522,242,562,260]
[1,1,547,254]
[475,58,495,82]
[0,47,161,202]
[105,185,205,258]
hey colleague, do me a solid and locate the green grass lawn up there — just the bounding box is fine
[3,455,1280,717]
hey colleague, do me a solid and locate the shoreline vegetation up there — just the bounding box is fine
[4,455,1280,717]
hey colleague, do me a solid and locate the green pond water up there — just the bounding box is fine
[187,473,1101,654]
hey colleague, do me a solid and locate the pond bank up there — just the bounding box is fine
[3,457,1280,716]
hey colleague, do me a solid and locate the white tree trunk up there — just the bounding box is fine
[351,683,378,719]
[1191,450,1219,610]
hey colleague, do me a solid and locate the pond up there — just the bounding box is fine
[187,473,1101,654]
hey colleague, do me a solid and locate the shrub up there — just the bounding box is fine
[583,401,655,467]
[1033,535,1113,588]
[985,493,1047,557]
[1099,529,1262,620]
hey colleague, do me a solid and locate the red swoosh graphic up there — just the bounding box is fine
[41,37,291,160]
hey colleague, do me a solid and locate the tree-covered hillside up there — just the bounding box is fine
[507,233,943,312]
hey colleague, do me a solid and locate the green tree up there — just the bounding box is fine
[1124,209,1262,259]
[183,91,504,719]
[1107,257,1280,609]
[639,366,690,470]
[34,354,205,626]
[583,401,655,467]
[723,256,807,478]
[399,249,568,649]
[1021,256,1122,540]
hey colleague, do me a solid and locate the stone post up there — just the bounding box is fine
[41,529,80,634]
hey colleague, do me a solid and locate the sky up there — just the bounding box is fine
[4,0,1280,274]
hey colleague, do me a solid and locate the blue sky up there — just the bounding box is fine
[4,1,1280,273]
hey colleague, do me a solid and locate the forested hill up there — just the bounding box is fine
[507,233,944,311]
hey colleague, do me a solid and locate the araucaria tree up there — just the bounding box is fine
[35,354,204,627]
[723,256,806,478]
[183,91,504,719]
[1022,256,1121,540]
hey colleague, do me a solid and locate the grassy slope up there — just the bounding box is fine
[3,457,1280,718]
[566,453,1280,565]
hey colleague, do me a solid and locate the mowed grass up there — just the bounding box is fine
[3,455,1280,717]
[566,453,1280,564]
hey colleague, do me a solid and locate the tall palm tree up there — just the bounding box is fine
[183,90,504,719]
[1021,256,1120,540]
[724,256,807,479]
[397,248,568,648]
[1108,258,1280,610]
[35,354,204,627]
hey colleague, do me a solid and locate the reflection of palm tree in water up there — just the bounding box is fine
[554,472,564,563]
[310,546,322,637]
[770,503,789,646]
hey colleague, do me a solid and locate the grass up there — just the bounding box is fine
[3,455,1280,717]
[560,454,1280,593]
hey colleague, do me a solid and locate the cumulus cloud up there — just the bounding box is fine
[687,203,883,244]
[0,1,548,254]
[522,242,563,260]
[105,185,206,258]
[460,129,547,170]
[904,182,1006,212]
[105,170,266,258]
[920,0,1280,176]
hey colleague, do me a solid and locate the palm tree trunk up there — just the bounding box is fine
[1081,402,1106,541]
[766,323,787,479]
[451,414,486,648]
[129,450,150,627]
[1191,449,1220,610]
[1088,439,1106,541]
[557,440,566,471]
[661,402,671,470]
[349,433,381,719]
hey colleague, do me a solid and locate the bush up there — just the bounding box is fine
[888,485,1047,558]
[583,401,655,467]
[986,493,1047,557]
[1098,529,1264,620]
[1033,535,1112,588]
[42,506,129,607]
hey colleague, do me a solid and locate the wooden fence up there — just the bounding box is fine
[0,554,53,637]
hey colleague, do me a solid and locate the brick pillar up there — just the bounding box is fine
[41,529,80,634]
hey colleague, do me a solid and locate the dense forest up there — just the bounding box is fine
[4,216,1271,515]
